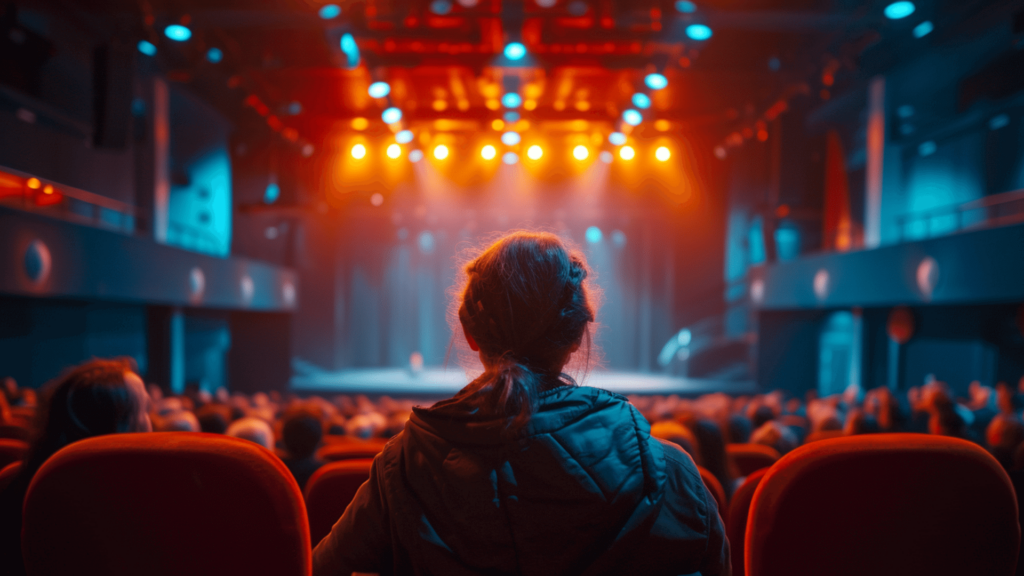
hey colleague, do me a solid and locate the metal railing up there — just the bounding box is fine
[895,188,1024,242]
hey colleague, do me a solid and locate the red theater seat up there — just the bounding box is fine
[697,465,727,518]
[304,458,373,546]
[0,438,28,470]
[22,432,311,576]
[0,461,22,492]
[0,424,30,442]
[726,467,768,576]
[803,429,843,443]
[726,443,780,477]
[317,439,386,462]
[745,434,1020,576]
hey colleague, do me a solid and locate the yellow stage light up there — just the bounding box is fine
[351,117,368,130]
[491,119,505,131]
[26,177,41,189]
[527,145,543,160]
[351,144,366,159]
[523,99,537,111]
[481,145,496,160]
[573,145,589,161]
[656,146,671,161]
[387,144,402,158]
[619,146,635,160]
[434,144,449,160]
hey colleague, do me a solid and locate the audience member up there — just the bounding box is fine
[986,414,1024,471]
[280,406,326,490]
[226,417,275,450]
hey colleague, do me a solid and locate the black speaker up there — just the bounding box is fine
[93,39,135,149]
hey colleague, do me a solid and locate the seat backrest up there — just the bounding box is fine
[696,465,727,519]
[725,443,780,477]
[0,460,22,493]
[304,458,374,546]
[746,433,1019,576]
[317,439,386,462]
[22,432,311,576]
[803,429,843,443]
[726,467,768,576]
[0,438,28,470]
[0,424,30,442]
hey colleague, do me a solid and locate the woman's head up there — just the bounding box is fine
[454,231,597,431]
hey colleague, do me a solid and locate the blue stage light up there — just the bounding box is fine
[504,42,527,61]
[586,226,603,243]
[340,33,360,67]
[644,73,668,90]
[884,1,915,19]
[264,182,280,204]
[409,149,424,162]
[685,24,712,40]
[501,131,521,146]
[599,151,613,164]
[319,4,341,19]
[502,93,522,108]
[206,47,223,63]
[622,109,642,126]
[632,93,651,109]
[675,1,697,13]
[431,0,453,15]
[164,25,191,41]
[396,130,414,144]
[913,20,933,37]
[382,107,402,124]
[138,40,157,56]
[609,132,627,146]
[503,152,519,165]
[368,81,391,98]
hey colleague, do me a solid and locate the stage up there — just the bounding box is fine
[290,366,757,398]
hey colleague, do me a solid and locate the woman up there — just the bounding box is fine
[0,358,152,576]
[313,232,729,576]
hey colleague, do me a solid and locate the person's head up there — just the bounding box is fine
[226,417,275,450]
[751,420,798,455]
[26,358,151,472]
[750,405,775,430]
[155,410,200,432]
[996,382,1023,416]
[726,414,753,444]
[195,404,231,434]
[689,420,733,496]
[986,414,1024,452]
[928,406,966,438]
[454,231,597,432]
[650,420,702,466]
[281,406,323,459]
[843,408,880,436]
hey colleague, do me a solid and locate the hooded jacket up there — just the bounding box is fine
[313,385,730,576]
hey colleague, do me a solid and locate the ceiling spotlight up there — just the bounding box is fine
[481,145,497,160]
[675,1,697,13]
[431,0,453,15]
[501,131,521,146]
[433,145,449,160]
[619,146,635,160]
[318,4,341,19]
[599,150,614,164]
[656,146,671,161]
[685,24,713,41]
[206,47,223,63]
[913,20,933,37]
[504,42,527,61]
[503,152,519,165]
[632,93,651,109]
[409,149,424,162]
[137,40,157,56]
[527,145,543,160]
[884,1,915,19]
[368,82,391,98]
[351,144,366,159]
[573,145,589,160]
[387,144,402,159]
[644,73,668,90]
[609,132,627,146]
[381,107,402,124]
[622,109,642,126]
[164,25,192,42]
[396,130,414,144]
[501,93,523,108]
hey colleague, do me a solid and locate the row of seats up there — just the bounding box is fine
[3,432,1019,575]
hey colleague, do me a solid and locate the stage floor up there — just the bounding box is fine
[291,367,756,398]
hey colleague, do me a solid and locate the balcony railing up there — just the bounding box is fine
[896,188,1024,242]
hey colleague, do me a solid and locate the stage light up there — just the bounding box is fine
[396,130,414,144]
[387,144,402,158]
[368,82,391,98]
[502,152,519,165]
[501,131,521,145]
[138,40,157,56]
[586,226,603,243]
[884,1,915,19]
[632,93,651,109]
[409,149,424,162]
[492,119,505,131]
[675,0,697,13]
[351,117,369,130]
[685,24,712,40]
[504,42,527,61]
[619,146,635,160]
[527,145,543,160]
[481,145,497,160]
[433,144,449,160]
[351,144,367,159]
[486,99,501,110]
[644,73,668,90]
[622,109,642,126]
[42,184,54,195]
[264,182,280,204]
[609,132,627,146]
[164,25,191,41]
[523,99,537,110]
[431,0,453,15]
[913,20,933,37]
[502,93,522,108]
[206,48,223,63]
[319,4,341,18]
[382,107,402,124]
[370,193,384,206]
[573,145,589,160]
[656,146,671,161]
[26,178,41,189]
[599,151,613,164]
[340,33,360,67]
[504,111,520,123]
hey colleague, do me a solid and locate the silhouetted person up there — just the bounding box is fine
[281,405,325,490]
[691,419,734,500]
[226,417,275,450]
[313,231,730,576]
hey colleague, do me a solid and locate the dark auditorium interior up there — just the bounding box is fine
[2,0,1024,574]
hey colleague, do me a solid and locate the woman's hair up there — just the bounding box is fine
[23,357,147,475]
[689,419,734,499]
[452,231,597,434]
